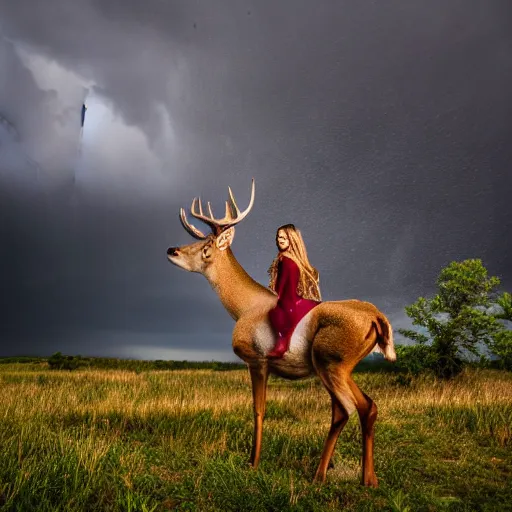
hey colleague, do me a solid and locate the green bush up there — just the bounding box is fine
[48,352,84,371]
[489,330,512,370]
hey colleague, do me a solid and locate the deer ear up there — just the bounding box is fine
[216,227,235,251]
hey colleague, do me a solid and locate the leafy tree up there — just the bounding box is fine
[487,292,512,369]
[397,259,511,378]
[489,330,512,370]
[496,291,512,321]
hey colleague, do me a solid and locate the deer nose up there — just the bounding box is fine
[167,247,179,256]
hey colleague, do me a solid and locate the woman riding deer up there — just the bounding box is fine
[267,224,322,358]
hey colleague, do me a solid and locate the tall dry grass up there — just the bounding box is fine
[0,364,511,511]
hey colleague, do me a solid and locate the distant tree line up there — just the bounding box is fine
[0,356,44,364]
[46,354,245,372]
[0,353,245,372]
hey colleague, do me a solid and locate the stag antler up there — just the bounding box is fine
[180,178,255,238]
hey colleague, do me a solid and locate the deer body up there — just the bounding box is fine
[167,180,396,486]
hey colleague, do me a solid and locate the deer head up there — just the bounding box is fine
[167,179,255,274]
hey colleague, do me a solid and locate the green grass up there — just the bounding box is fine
[0,363,511,511]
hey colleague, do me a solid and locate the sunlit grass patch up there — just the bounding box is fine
[425,403,512,446]
[0,364,511,510]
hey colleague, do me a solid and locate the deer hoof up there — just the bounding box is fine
[313,471,326,484]
[363,475,379,488]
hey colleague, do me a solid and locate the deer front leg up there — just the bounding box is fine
[248,363,269,468]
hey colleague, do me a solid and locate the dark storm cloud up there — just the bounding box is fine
[0,0,511,359]
[0,186,237,358]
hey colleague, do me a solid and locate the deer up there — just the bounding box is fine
[166,179,396,486]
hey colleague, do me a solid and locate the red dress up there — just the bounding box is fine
[268,256,321,356]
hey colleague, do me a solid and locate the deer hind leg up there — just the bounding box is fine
[312,353,354,482]
[347,377,379,488]
[313,354,378,486]
[248,364,269,469]
[312,389,350,482]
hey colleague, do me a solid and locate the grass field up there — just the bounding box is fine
[0,362,511,511]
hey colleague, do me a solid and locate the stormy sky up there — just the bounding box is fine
[1,0,511,361]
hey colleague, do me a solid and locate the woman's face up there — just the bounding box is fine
[276,229,290,252]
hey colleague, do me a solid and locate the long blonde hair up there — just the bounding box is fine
[268,224,322,301]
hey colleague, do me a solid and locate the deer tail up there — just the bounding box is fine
[371,314,396,362]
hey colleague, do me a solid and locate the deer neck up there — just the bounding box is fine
[204,248,276,320]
